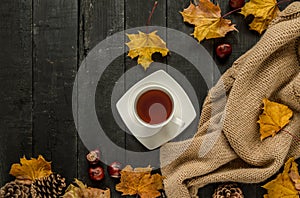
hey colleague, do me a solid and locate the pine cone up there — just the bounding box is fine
[0,180,31,198]
[31,173,66,198]
[212,183,244,198]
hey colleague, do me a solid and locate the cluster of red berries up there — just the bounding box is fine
[86,149,122,181]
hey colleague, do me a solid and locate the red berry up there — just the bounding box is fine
[107,162,122,178]
[86,149,101,164]
[229,0,245,10]
[216,43,232,59]
[88,166,105,181]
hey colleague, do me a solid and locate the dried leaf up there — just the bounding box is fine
[181,0,237,42]
[289,160,300,191]
[126,31,169,70]
[240,0,280,34]
[63,178,110,198]
[258,98,293,140]
[262,157,299,198]
[9,155,52,183]
[115,165,164,198]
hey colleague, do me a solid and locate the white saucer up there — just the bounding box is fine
[116,70,196,150]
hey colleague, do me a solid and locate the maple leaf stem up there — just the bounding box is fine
[222,8,242,18]
[283,130,300,142]
[277,0,291,6]
[146,1,159,27]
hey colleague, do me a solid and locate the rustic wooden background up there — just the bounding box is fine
[0,0,296,197]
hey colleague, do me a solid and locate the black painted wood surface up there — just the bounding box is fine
[0,0,296,197]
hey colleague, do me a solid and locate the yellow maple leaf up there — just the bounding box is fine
[126,31,169,70]
[258,98,293,140]
[289,160,300,191]
[240,0,280,34]
[9,155,52,183]
[63,179,110,198]
[181,0,237,42]
[262,157,299,198]
[115,165,164,198]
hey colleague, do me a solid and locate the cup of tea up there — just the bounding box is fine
[132,84,185,137]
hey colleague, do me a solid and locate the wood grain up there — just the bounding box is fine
[78,0,126,194]
[0,0,33,185]
[32,0,78,183]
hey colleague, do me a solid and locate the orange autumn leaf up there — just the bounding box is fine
[262,157,299,198]
[181,0,237,42]
[240,0,280,34]
[258,98,293,140]
[126,31,169,70]
[115,165,164,198]
[9,155,52,183]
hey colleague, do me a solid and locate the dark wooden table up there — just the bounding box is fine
[0,0,295,197]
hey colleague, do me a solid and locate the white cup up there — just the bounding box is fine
[131,84,185,138]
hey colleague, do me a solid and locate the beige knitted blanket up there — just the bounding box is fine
[160,2,300,198]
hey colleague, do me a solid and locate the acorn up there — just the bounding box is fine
[88,165,105,181]
[107,162,122,178]
[86,149,101,164]
[216,43,232,59]
[229,0,245,10]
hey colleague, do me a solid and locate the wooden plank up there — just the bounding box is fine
[77,0,126,193]
[124,0,167,155]
[0,0,33,185]
[32,0,78,183]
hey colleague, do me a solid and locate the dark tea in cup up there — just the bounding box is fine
[135,89,173,125]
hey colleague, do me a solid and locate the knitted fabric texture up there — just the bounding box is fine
[160,2,300,198]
